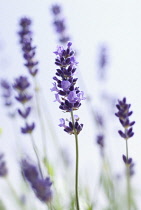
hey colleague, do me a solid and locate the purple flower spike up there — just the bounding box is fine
[52,42,85,135]
[115,97,135,140]
[18,17,39,77]
[51,5,70,44]
[52,42,85,112]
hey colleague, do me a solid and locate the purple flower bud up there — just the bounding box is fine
[13,76,30,91]
[18,107,31,119]
[21,122,35,134]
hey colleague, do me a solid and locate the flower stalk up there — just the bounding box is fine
[71,110,80,210]
[115,97,135,210]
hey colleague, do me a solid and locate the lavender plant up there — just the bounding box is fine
[115,97,135,210]
[51,42,85,209]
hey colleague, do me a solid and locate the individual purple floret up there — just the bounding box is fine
[0,154,8,177]
[18,107,31,119]
[21,122,35,134]
[13,76,30,91]
[51,4,70,44]
[18,17,38,77]
[115,97,135,140]
[0,80,13,107]
[21,159,52,203]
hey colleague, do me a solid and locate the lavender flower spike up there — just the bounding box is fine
[18,17,38,77]
[51,42,85,113]
[115,97,135,140]
[115,97,135,209]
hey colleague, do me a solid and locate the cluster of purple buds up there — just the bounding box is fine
[122,155,135,176]
[18,17,38,77]
[21,159,52,203]
[59,115,83,135]
[51,4,70,44]
[115,97,135,140]
[13,76,35,134]
[0,154,8,177]
[0,80,13,107]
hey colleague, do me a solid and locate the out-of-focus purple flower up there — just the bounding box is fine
[18,107,31,119]
[21,122,35,134]
[96,134,104,148]
[13,76,30,91]
[97,45,108,80]
[122,155,135,177]
[96,134,105,157]
[21,159,52,203]
[115,97,135,139]
[18,17,38,77]
[0,154,8,177]
[32,177,52,202]
[51,4,70,44]
[51,5,61,15]
[21,159,39,182]
[15,93,32,104]
[0,80,13,107]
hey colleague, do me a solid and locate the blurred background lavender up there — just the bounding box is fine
[0,0,141,209]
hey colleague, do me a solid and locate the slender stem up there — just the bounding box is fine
[30,133,43,178]
[22,103,43,178]
[125,137,131,210]
[34,79,47,160]
[70,111,80,210]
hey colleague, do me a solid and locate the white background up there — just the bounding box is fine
[0,0,141,209]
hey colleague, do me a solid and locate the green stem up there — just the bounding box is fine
[30,133,43,178]
[34,79,47,161]
[70,111,80,210]
[125,138,131,210]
